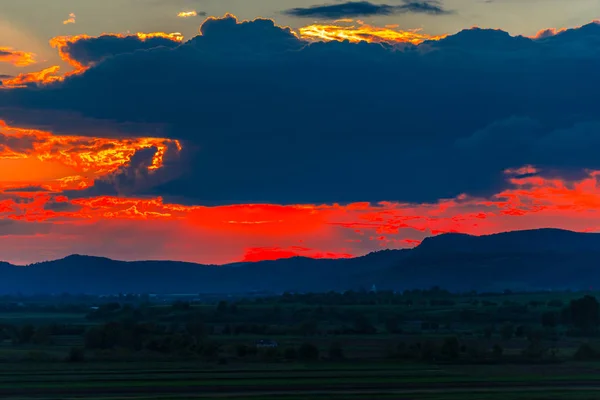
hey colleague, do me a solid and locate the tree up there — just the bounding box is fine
[298,342,319,361]
[523,328,546,359]
[483,326,494,339]
[547,299,564,308]
[492,344,503,358]
[419,341,439,362]
[541,311,558,328]
[18,325,35,344]
[328,341,344,360]
[171,301,190,311]
[440,337,460,360]
[299,320,318,336]
[235,344,249,357]
[354,314,376,334]
[186,320,207,338]
[31,326,53,345]
[284,347,298,360]
[200,341,220,359]
[500,324,514,340]
[66,347,85,362]
[384,317,399,334]
[259,347,279,362]
[84,327,105,349]
[216,301,228,313]
[574,343,600,361]
[565,295,600,333]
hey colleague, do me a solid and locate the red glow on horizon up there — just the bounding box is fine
[242,246,353,262]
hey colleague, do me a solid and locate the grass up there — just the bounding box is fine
[3,361,600,388]
[33,393,600,400]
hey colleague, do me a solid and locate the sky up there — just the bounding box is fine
[0,1,600,265]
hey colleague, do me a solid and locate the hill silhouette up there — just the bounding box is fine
[2,229,600,294]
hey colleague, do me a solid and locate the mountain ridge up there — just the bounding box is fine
[3,228,600,294]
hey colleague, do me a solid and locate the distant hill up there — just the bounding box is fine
[2,229,600,294]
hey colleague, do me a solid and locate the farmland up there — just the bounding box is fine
[2,289,600,398]
[4,362,600,399]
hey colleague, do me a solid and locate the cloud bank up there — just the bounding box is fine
[1,16,600,208]
[283,1,451,18]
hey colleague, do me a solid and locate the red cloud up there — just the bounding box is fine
[0,120,181,183]
[2,167,600,264]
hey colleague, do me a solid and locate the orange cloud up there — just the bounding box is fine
[530,20,600,39]
[0,121,181,186]
[1,32,184,87]
[49,31,184,74]
[178,11,198,18]
[531,27,567,39]
[0,47,36,67]
[298,20,447,44]
[1,65,62,87]
[63,13,76,25]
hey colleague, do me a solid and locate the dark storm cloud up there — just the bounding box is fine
[1,16,600,205]
[456,118,600,177]
[60,35,181,67]
[70,142,184,198]
[283,1,451,18]
[3,186,49,193]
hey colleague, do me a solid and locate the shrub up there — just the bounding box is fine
[284,347,298,360]
[574,343,600,361]
[419,341,439,362]
[235,344,249,358]
[24,351,55,362]
[259,347,279,362]
[492,344,503,358]
[66,347,85,363]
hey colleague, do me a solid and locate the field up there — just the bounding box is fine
[4,362,600,399]
[2,290,600,398]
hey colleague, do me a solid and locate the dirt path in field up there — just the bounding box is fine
[4,380,600,398]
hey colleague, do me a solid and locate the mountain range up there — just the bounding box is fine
[2,228,600,294]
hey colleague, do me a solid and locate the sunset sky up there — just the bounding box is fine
[1,1,600,265]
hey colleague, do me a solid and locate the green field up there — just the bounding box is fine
[2,290,600,398]
[3,361,600,399]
